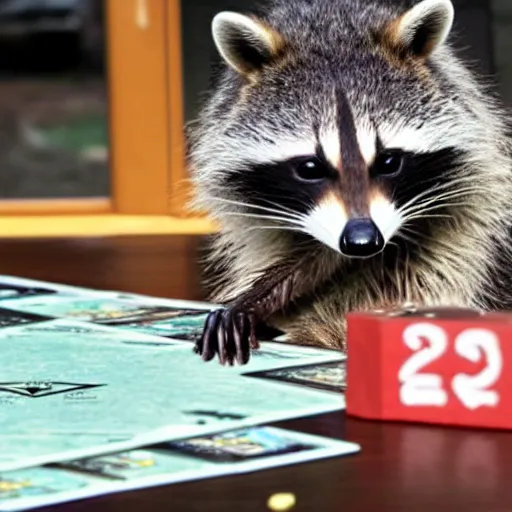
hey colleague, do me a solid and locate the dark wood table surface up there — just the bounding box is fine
[2,235,512,512]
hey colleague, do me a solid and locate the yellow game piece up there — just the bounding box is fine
[267,492,296,511]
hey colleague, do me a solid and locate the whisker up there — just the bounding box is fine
[221,211,305,227]
[401,200,474,220]
[213,197,336,245]
[256,197,306,216]
[409,185,488,203]
[246,225,306,234]
[209,196,304,221]
[397,182,485,215]
[302,216,339,245]
[395,231,422,247]
[399,189,484,217]
[399,225,430,239]
[395,181,458,212]
[393,173,474,198]
[403,214,454,223]
[399,189,485,216]
[386,240,400,250]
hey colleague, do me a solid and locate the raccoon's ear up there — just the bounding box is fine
[389,0,454,58]
[212,12,283,75]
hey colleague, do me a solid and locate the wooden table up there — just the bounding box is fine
[2,235,512,512]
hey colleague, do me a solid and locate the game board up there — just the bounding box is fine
[0,275,349,476]
[0,426,359,512]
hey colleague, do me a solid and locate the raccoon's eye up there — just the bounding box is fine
[372,151,404,177]
[294,158,330,182]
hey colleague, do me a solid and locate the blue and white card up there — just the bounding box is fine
[0,427,359,512]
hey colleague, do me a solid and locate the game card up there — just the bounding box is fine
[0,428,360,511]
[233,342,345,375]
[96,291,216,312]
[0,319,344,473]
[163,426,316,463]
[0,274,347,485]
[0,466,106,512]
[0,284,56,301]
[56,448,208,481]
[0,275,218,311]
[0,308,52,329]
[114,312,210,340]
[0,467,92,501]
[0,319,187,347]
[0,296,209,326]
[0,276,94,297]
[245,361,347,393]
[118,315,301,344]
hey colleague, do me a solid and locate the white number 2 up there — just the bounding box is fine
[398,324,503,410]
[452,329,502,410]
[399,323,449,407]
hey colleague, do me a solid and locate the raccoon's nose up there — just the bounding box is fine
[339,218,384,258]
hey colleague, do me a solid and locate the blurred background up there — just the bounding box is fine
[0,0,510,201]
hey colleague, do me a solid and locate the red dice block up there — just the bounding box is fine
[345,307,512,430]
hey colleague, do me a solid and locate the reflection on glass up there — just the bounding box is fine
[0,0,109,199]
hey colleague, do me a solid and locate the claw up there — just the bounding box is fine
[195,309,222,362]
[222,309,237,366]
[195,307,260,365]
[234,311,250,365]
[217,312,227,366]
[248,313,260,350]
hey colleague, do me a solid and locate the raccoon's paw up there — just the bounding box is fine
[194,308,260,366]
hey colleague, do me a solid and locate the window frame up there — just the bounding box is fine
[0,0,211,237]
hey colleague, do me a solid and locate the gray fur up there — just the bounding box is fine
[187,0,512,351]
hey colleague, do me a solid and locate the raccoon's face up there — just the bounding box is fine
[196,0,469,259]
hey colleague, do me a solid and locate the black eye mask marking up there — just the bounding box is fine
[383,147,465,210]
[223,153,337,216]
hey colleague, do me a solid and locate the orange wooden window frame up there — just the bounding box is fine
[0,0,210,237]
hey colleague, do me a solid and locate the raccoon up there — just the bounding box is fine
[187,0,512,365]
